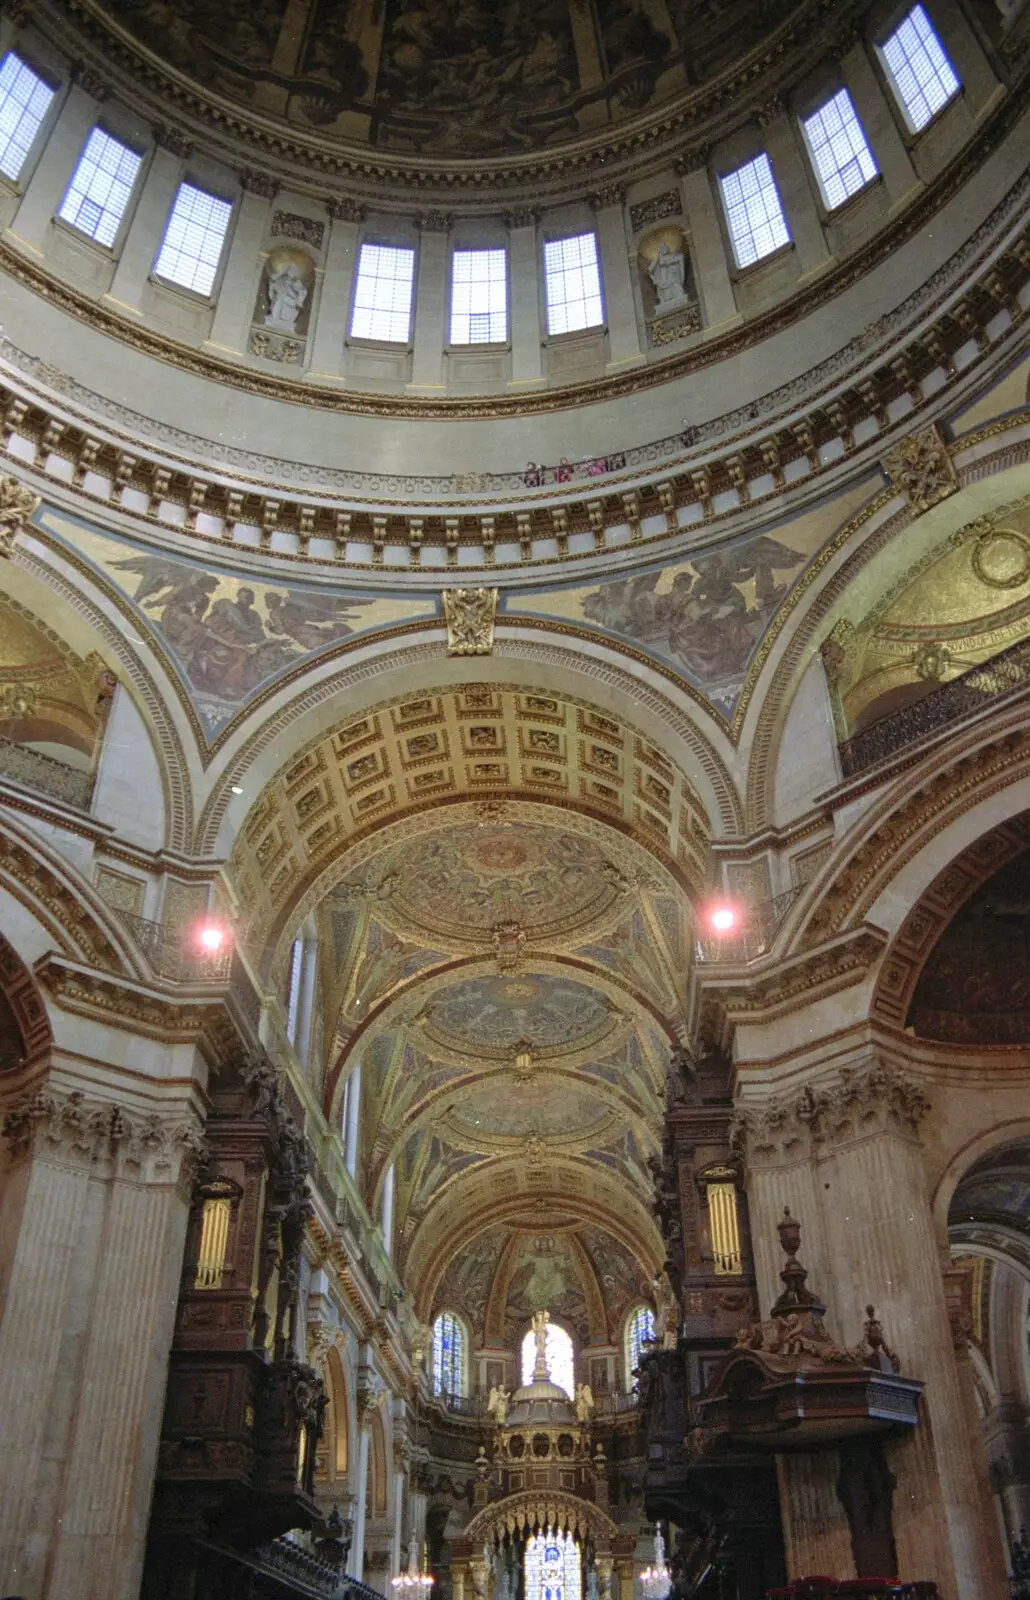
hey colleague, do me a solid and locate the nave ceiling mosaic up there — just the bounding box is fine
[92,0,801,155]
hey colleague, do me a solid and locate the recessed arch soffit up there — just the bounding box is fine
[3,538,193,848]
[408,1165,663,1323]
[742,454,1030,831]
[868,811,1030,1040]
[228,686,711,970]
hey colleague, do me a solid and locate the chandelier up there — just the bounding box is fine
[640,1529,671,1600]
[392,1539,435,1600]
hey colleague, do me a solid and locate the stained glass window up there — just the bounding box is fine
[432,1310,466,1398]
[625,1303,656,1389]
[524,1529,582,1600]
[521,1322,574,1397]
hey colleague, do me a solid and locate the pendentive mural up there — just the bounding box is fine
[92,0,799,153]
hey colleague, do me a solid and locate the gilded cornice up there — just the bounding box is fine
[697,924,886,1037]
[33,950,249,1055]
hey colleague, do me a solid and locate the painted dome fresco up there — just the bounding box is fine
[92,0,802,156]
[425,972,613,1053]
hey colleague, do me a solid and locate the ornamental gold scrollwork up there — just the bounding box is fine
[443,588,499,656]
[882,424,958,513]
[0,475,41,556]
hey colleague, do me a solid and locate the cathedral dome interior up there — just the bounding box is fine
[0,0,1029,1597]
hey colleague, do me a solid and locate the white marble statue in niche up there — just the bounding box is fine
[648,240,687,308]
[265,259,309,333]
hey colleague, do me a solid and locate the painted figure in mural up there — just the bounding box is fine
[109,553,377,717]
[265,259,309,332]
[579,535,805,708]
[648,240,688,307]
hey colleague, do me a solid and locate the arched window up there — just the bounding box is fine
[624,1303,656,1390]
[524,1529,582,1600]
[432,1310,467,1398]
[521,1321,575,1397]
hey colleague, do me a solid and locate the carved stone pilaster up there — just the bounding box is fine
[417,209,452,232]
[327,196,366,223]
[72,61,110,100]
[589,183,625,212]
[731,1060,931,1166]
[0,475,40,556]
[1,1087,206,1193]
[356,1365,385,1430]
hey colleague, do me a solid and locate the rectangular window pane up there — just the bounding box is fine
[543,232,604,336]
[719,152,791,270]
[450,247,507,345]
[802,88,879,210]
[880,4,961,133]
[58,127,143,247]
[350,242,415,343]
[154,182,232,296]
[0,52,55,183]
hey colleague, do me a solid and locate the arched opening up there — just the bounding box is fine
[432,1310,468,1400]
[521,1322,575,1397]
[623,1303,656,1391]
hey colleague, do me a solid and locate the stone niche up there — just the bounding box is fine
[637,224,700,346]
[250,246,317,366]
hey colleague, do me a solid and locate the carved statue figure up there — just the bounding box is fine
[531,1307,550,1371]
[265,260,308,332]
[487,1384,510,1423]
[648,240,687,308]
[574,1381,595,1422]
[653,1267,678,1349]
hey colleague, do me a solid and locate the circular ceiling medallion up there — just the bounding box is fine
[379,823,617,945]
[426,972,612,1052]
[972,528,1030,590]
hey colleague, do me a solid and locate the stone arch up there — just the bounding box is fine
[742,448,1030,831]
[0,926,52,1071]
[195,632,744,864]
[13,533,199,853]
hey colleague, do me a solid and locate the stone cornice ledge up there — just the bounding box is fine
[696,924,887,1039]
[34,950,257,1057]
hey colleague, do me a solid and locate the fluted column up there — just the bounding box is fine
[590,186,644,370]
[736,1058,1009,1600]
[676,158,740,330]
[6,83,96,253]
[104,138,186,315]
[506,209,544,390]
[408,213,449,394]
[206,174,276,352]
[310,201,363,379]
[350,1410,373,1580]
[345,1061,362,1178]
[0,1086,203,1600]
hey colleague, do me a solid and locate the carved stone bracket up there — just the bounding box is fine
[731,1059,931,1165]
[0,474,40,556]
[1,1086,206,1187]
[239,167,280,199]
[882,423,958,512]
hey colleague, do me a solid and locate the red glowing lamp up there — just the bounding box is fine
[707,903,739,935]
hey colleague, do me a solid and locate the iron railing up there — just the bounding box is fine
[116,910,233,983]
[193,1535,386,1600]
[697,886,803,964]
[0,734,94,808]
[838,633,1030,777]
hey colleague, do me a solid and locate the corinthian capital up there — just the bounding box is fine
[2,1087,206,1187]
[0,474,40,556]
[732,1060,930,1166]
